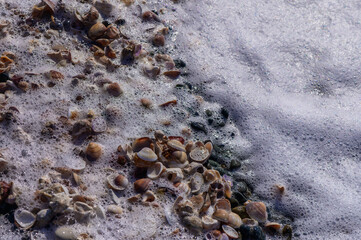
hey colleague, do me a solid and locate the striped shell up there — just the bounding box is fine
[245,202,268,223]
[86,142,102,161]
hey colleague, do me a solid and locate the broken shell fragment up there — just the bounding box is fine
[104,25,120,39]
[227,212,242,228]
[184,162,205,175]
[82,6,99,26]
[147,162,165,179]
[163,168,184,183]
[265,222,282,232]
[107,174,128,191]
[203,169,221,182]
[86,142,102,161]
[142,190,156,202]
[190,172,204,194]
[189,145,210,163]
[205,141,213,153]
[245,201,268,223]
[215,199,231,212]
[134,178,152,193]
[14,209,36,229]
[107,205,123,214]
[106,82,123,97]
[167,140,186,152]
[143,65,160,78]
[153,34,165,47]
[222,225,239,239]
[202,215,220,230]
[36,209,53,228]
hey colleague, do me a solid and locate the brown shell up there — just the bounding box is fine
[153,34,165,47]
[212,209,229,223]
[215,199,231,212]
[106,82,122,97]
[134,178,152,193]
[227,212,242,228]
[132,137,153,152]
[86,142,102,161]
[163,70,181,79]
[245,202,268,223]
[88,22,107,41]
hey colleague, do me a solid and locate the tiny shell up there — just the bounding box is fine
[205,141,213,153]
[212,209,229,223]
[134,178,152,193]
[132,137,153,152]
[137,147,158,161]
[245,202,268,223]
[147,162,165,179]
[14,209,36,229]
[190,172,204,194]
[184,162,205,175]
[171,151,187,163]
[189,194,204,211]
[222,225,239,239]
[85,142,102,161]
[36,209,53,228]
[163,70,181,79]
[227,212,242,228]
[143,65,160,78]
[142,11,160,22]
[104,25,120,39]
[106,82,123,97]
[107,205,123,214]
[140,98,153,108]
[265,222,282,232]
[203,169,221,182]
[202,215,220,230]
[189,145,210,163]
[55,226,77,240]
[142,190,156,202]
[153,34,165,47]
[107,174,128,191]
[167,140,186,152]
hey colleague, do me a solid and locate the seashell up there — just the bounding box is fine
[88,22,107,41]
[140,98,153,108]
[93,205,106,219]
[227,212,242,228]
[132,137,153,152]
[182,215,203,235]
[143,65,160,78]
[205,141,213,153]
[142,11,160,22]
[153,34,165,47]
[245,201,268,223]
[189,145,210,164]
[159,99,177,107]
[202,215,220,230]
[147,162,165,179]
[96,38,111,47]
[36,209,53,228]
[55,226,77,240]
[71,120,93,141]
[212,209,229,223]
[265,222,282,232]
[215,199,231,212]
[185,141,194,153]
[94,0,114,16]
[189,193,204,211]
[73,201,94,223]
[105,46,116,59]
[167,140,186,152]
[134,178,152,193]
[154,130,166,142]
[107,174,128,191]
[163,70,181,79]
[171,151,187,163]
[175,182,191,196]
[85,142,102,161]
[184,162,205,175]
[222,225,239,239]
[137,147,158,161]
[168,136,185,144]
[45,70,64,80]
[127,194,141,203]
[104,25,120,39]
[200,192,211,214]
[106,82,123,97]
[107,205,123,214]
[0,157,8,171]
[224,181,232,199]
[242,218,259,226]
[163,168,184,183]
[82,6,99,26]
[142,190,156,202]
[121,45,135,65]
[14,209,36,229]
[203,169,221,182]
[64,158,86,172]
[190,172,204,194]
[167,159,189,169]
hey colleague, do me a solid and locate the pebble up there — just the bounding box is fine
[190,122,207,134]
[55,226,77,240]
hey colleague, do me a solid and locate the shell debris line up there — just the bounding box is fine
[0,0,294,239]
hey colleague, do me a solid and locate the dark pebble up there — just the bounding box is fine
[190,122,207,134]
[214,167,226,176]
[0,73,10,82]
[220,107,229,119]
[115,19,126,26]
[238,225,265,240]
[50,20,63,30]
[232,206,249,219]
[207,160,221,168]
[230,159,241,170]
[174,59,186,68]
[102,20,110,27]
[233,191,248,204]
[229,197,239,208]
[205,109,213,117]
[234,181,248,193]
[121,47,135,65]
[63,20,71,31]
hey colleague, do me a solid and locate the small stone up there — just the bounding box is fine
[234,192,248,204]
[182,215,203,235]
[190,122,207,134]
[230,160,241,170]
[152,34,165,47]
[232,206,250,219]
[55,226,77,240]
[229,197,240,208]
[239,224,265,240]
[107,205,123,214]
[174,59,186,68]
[106,82,123,97]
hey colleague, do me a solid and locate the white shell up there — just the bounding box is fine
[184,162,205,175]
[163,168,184,183]
[107,205,123,214]
[137,147,158,162]
[93,205,106,219]
[14,209,36,229]
[201,215,220,230]
[147,162,165,179]
[227,212,242,228]
[189,145,210,163]
[167,140,186,152]
[55,226,77,240]
[222,225,239,239]
[190,172,204,194]
[142,190,157,202]
[63,158,86,171]
[172,151,188,163]
[167,159,189,169]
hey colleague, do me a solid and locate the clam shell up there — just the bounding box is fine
[36,209,53,228]
[189,194,204,211]
[245,201,268,223]
[107,174,128,191]
[171,151,187,163]
[222,225,239,239]
[265,222,282,231]
[55,226,77,240]
[132,137,153,152]
[88,22,107,40]
[147,162,165,179]
[215,199,231,212]
[14,209,36,229]
[167,159,189,169]
[212,209,229,223]
[242,218,259,226]
[85,142,102,161]
[107,205,123,214]
[227,212,242,228]
[175,182,191,196]
[93,205,106,219]
[205,141,213,153]
[202,215,220,230]
[142,190,156,202]
[64,158,86,172]
[190,172,204,194]
[154,130,166,142]
[203,169,221,182]
[167,140,186,152]
[134,178,152,193]
[137,147,158,162]
[163,168,184,183]
[184,162,205,175]
[189,145,210,163]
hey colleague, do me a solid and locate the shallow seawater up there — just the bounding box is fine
[0,0,360,239]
